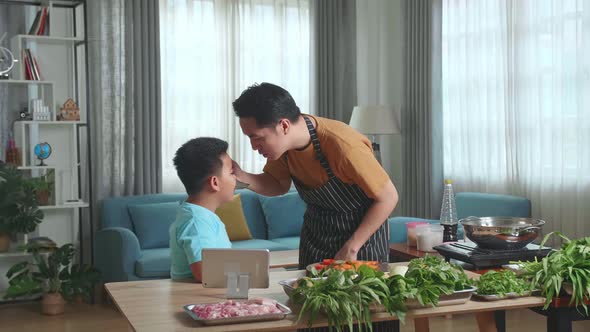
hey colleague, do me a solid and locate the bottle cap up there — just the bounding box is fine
[445,179,452,184]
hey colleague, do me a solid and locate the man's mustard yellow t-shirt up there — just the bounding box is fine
[263,115,390,199]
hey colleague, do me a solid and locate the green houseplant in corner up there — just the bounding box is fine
[0,164,44,252]
[4,243,101,315]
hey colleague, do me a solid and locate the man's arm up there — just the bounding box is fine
[232,160,291,196]
[190,261,203,282]
[334,179,398,261]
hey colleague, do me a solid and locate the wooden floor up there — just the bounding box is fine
[0,301,589,332]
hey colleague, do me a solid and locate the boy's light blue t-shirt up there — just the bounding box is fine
[169,202,232,280]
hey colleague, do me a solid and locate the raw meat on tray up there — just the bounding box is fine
[191,298,282,319]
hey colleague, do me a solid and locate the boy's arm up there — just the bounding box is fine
[190,261,203,282]
[232,160,291,196]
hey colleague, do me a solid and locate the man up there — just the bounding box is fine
[231,82,398,268]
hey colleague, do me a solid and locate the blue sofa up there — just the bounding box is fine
[386,192,532,243]
[95,190,530,282]
[95,189,308,282]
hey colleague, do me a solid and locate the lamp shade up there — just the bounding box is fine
[349,105,400,135]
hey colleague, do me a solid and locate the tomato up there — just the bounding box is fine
[314,264,324,270]
[322,259,335,265]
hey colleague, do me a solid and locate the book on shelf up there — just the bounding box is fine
[22,48,42,81]
[27,7,49,36]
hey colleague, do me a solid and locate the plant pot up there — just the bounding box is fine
[0,232,10,252]
[42,293,65,315]
[36,189,51,206]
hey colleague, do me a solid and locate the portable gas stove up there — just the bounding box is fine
[433,241,552,270]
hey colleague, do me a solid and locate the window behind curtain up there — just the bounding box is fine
[159,0,310,193]
[442,0,590,240]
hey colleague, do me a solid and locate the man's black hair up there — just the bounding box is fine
[232,82,301,127]
[173,137,228,195]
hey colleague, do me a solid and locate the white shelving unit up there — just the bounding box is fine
[0,0,89,296]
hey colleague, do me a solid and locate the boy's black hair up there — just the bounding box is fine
[173,137,228,195]
[232,82,301,127]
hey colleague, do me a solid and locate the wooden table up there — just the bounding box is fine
[389,243,440,262]
[105,264,547,332]
[269,250,299,269]
[388,243,590,331]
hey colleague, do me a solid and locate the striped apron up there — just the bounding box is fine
[292,117,395,332]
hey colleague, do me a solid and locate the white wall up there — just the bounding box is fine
[356,0,405,215]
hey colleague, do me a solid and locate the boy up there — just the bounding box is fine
[169,137,236,282]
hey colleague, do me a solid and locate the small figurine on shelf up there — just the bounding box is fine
[57,98,80,121]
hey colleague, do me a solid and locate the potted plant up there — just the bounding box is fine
[28,169,55,206]
[4,243,101,315]
[0,165,44,252]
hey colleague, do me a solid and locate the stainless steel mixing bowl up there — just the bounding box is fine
[460,216,546,250]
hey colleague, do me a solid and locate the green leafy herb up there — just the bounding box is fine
[403,255,473,307]
[476,270,530,296]
[291,265,390,332]
[517,232,590,314]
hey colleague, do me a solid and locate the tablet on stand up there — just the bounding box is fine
[202,248,270,299]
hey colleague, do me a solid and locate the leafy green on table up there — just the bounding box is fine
[517,232,590,314]
[475,270,530,296]
[291,265,390,332]
[403,255,474,307]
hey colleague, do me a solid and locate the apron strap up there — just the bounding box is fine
[303,116,335,179]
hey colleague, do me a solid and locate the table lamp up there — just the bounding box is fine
[349,105,400,164]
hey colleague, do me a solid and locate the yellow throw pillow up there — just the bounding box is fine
[215,194,253,241]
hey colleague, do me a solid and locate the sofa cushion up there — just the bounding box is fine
[259,192,306,239]
[215,194,253,241]
[135,248,171,278]
[235,189,267,239]
[128,202,180,249]
[231,239,291,251]
[271,237,300,250]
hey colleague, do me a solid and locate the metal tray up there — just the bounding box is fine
[183,301,292,325]
[473,290,537,301]
[474,291,530,301]
[405,286,477,309]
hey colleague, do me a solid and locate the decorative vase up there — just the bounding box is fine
[41,293,65,315]
[0,232,10,252]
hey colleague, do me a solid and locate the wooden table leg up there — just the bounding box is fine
[414,317,429,332]
[475,311,500,332]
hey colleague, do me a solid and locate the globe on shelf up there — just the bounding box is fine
[34,142,52,166]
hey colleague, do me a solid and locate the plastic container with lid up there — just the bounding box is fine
[406,221,430,247]
[416,224,444,252]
